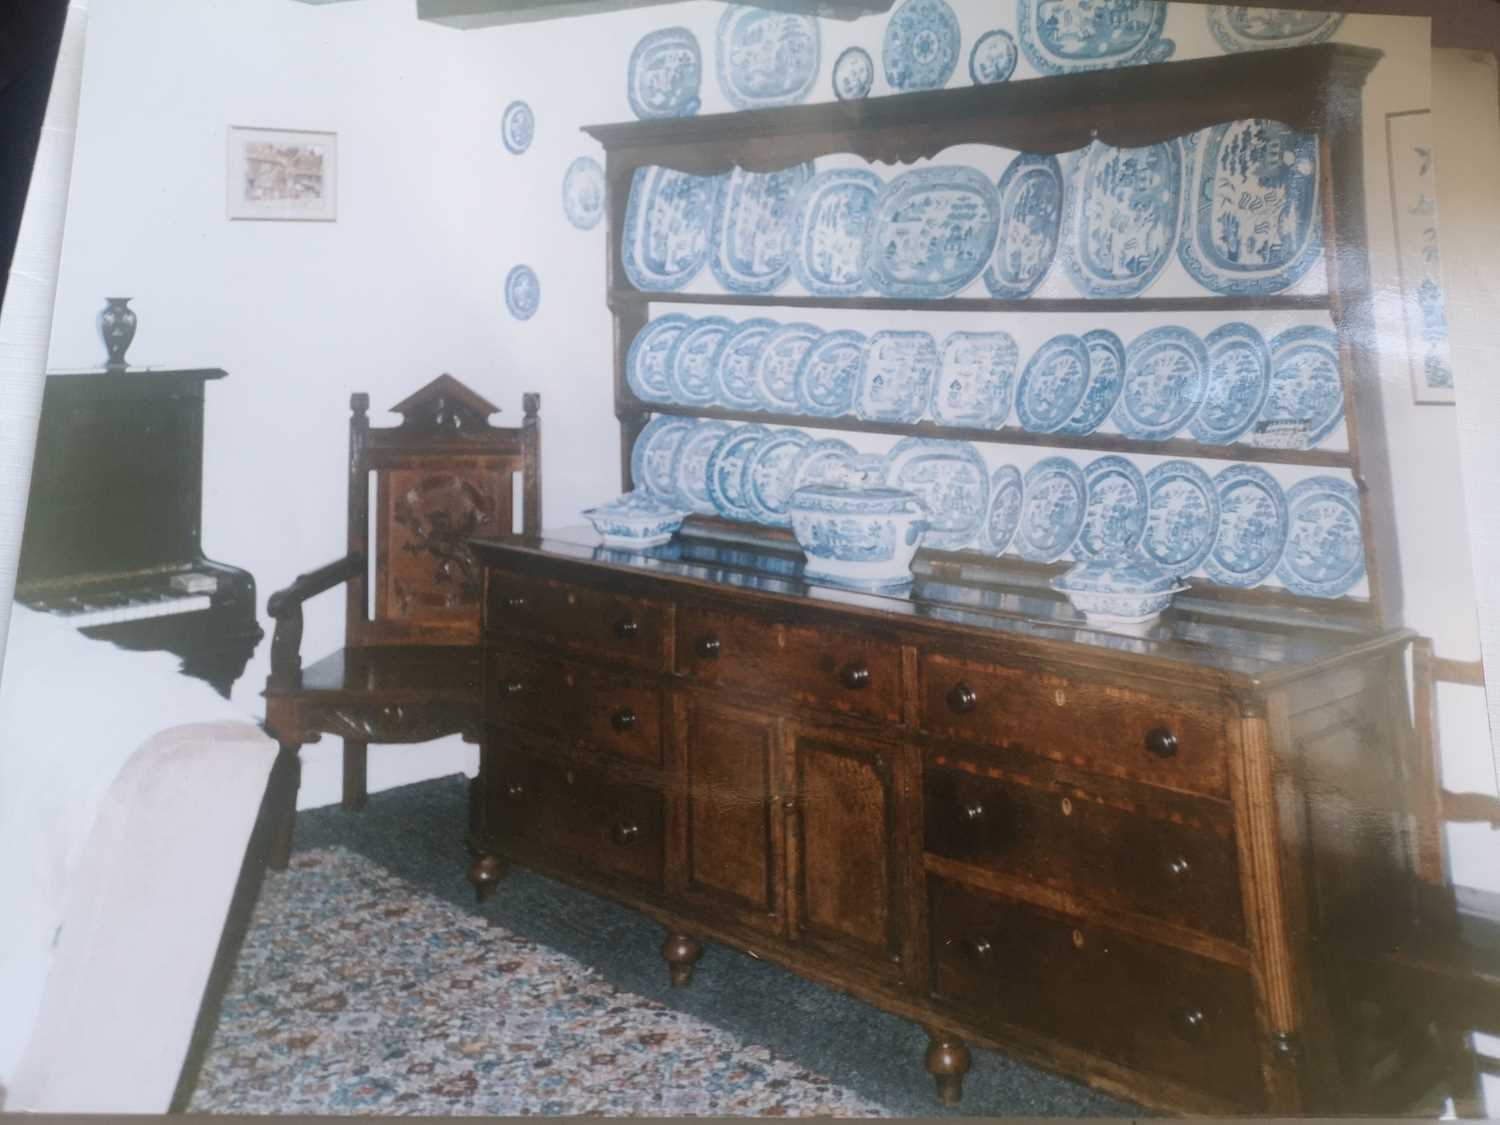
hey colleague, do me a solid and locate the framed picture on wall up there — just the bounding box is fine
[226,126,337,222]
[1386,109,1456,404]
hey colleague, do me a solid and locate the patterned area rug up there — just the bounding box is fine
[188,847,891,1116]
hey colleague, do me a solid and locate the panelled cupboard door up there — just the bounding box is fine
[785,725,907,983]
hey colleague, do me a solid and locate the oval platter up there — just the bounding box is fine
[628,26,702,120]
[1191,322,1270,445]
[621,165,721,292]
[504,265,540,320]
[501,100,534,155]
[1061,138,1183,299]
[1017,0,1174,74]
[1017,456,1087,562]
[931,330,1018,429]
[754,322,822,413]
[626,314,692,402]
[671,420,732,514]
[716,6,820,110]
[666,316,733,407]
[1276,475,1365,598]
[792,168,882,298]
[1204,464,1288,588]
[884,437,989,551]
[1179,119,1323,296]
[631,415,697,500]
[866,166,1001,299]
[1256,324,1344,448]
[743,428,814,527]
[1075,454,1148,560]
[1207,7,1345,52]
[792,437,858,491]
[1058,329,1126,436]
[1015,334,1091,433]
[704,424,770,521]
[1114,325,1209,441]
[794,329,865,418]
[711,162,816,295]
[855,330,939,424]
[969,29,1018,85]
[1142,459,1219,574]
[562,156,606,231]
[882,0,961,92]
[984,153,1064,299]
[832,46,875,100]
[982,464,1025,555]
[715,318,775,411]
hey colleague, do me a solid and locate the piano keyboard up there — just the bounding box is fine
[53,593,214,628]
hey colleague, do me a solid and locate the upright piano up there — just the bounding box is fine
[16,367,263,697]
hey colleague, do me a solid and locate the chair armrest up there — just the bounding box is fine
[266,553,364,619]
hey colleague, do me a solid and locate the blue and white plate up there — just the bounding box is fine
[882,0,961,91]
[1017,0,1174,73]
[792,168,881,298]
[984,153,1063,299]
[712,163,815,295]
[1058,329,1126,436]
[1142,460,1219,574]
[705,424,770,521]
[754,322,821,413]
[671,420,732,514]
[1114,325,1208,440]
[632,416,696,499]
[793,437,858,491]
[884,437,988,551]
[505,265,540,320]
[1076,455,1148,560]
[628,26,702,119]
[832,46,874,100]
[795,330,864,418]
[969,29,1018,84]
[743,428,814,527]
[855,330,939,423]
[1207,7,1345,52]
[931,331,1018,429]
[1192,322,1270,445]
[1256,325,1344,448]
[562,156,606,231]
[666,316,733,406]
[866,166,1000,299]
[982,464,1024,555]
[716,6,820,110]
[1277,475,1365,597]
[1180,119,1323,296]
[501,100,534,155]
[622,166,721,292]
[626,314,691,402]
[1016,334,1090,433]
[1017,457,1087,562]
[1061,139,1183,299]
[715,318,775,411]
[1204,464,1287,588]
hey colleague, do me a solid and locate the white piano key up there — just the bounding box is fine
[60,594,213,628]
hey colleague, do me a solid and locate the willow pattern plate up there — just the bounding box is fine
[855,330,939,423]
[711,163,815,295]
[1017,456,1087,562]
[794,330,864,418]
[670,420,732,514]
[1016,334,1090,433]
[866,166,1000,299]
[1255,325,1344,448]
[715,318,776,412]
[1191,322,1270,445]
[628,26,703,119]
[1076,455,1148,560]
[562,156,606,231]
[1276,475,1365,597]
[754,322,822,413]
[626,314,691,402]
[832,46,875,100]
[1207,7,1344,52]
[666,316,733,407]
[1058,329,1126,436]
[716,7,820,111]
[1114,325,1208,441]
[1018,0,1174,74]
[969,29,1018,84]
[883,437,988,551]
[743,428,814,527]
[631,416,697,500]
[1204,464,1288,588]
[982,464,1024,555]
[621,166,721,292]
[792,168,882,298]
[931,331,1018,429]
[882,0,961,91]
[984,153,1064,299]
[792,437,858,491]
[704,424,770,521]
[1142,459,1219,574]
[1061,139,1183,299]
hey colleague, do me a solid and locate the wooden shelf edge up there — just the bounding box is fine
[609,288,1334,315]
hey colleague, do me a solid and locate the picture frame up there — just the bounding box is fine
[226,125,337,222]
[1386,108,1456,404]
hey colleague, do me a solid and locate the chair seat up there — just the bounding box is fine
[1379,889,1500,1035]
[296,645,480,702]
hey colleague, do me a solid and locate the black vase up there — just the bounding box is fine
[98,297,137,370]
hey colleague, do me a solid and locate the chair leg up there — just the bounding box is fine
[267,742,302,870]
[342,739,368,812]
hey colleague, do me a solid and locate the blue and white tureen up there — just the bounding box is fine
[1050,554,1188,629]
[788,480,929,591]
[582,490,689,550]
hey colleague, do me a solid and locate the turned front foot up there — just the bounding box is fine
[661,932,703,987]
[924,1032,971,1107]
[467,852,506,903]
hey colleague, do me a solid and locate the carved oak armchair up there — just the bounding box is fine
[263,376,539,865]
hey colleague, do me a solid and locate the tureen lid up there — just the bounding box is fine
[1051,553,1181,594]
[789,483,926,515]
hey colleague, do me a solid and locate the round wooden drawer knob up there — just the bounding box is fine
[504,595,529,611]
[696,635,721,660]
[840,663,871,690]
[1172,1007,1208,1042]
[610,706,638,733]
[946,682,978,714]
[504,782,526,801]
[962,936,993,962]
[613,617,639,640]
[960,801,985,824]
[611,821,641,846]
[1165,856,1191,880]
[1145,726,1178,759]
[504,680,525,695]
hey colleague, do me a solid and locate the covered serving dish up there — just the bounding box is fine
[1050,554,1189,627]
[582,490,689,549]
[787,481,928,590]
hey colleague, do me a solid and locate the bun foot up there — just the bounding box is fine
[467,853,506,903]
[661,932,703,987]
[924,1032,971,1107]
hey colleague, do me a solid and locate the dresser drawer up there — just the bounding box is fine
[925,758,1244,943]
[489,652,662,767]
[919,653,1229,798]
[676,605,902,722]
[928,876,1262,1108]
[486,571,669,670]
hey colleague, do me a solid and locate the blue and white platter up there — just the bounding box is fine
[793,168,881,298]
[562,156,606,231]
[1142,459,1219,574]
[505,264,540,320]
[704,424,770,521]
[1017,0,1174,74]
[628,26,702,120]
[632,416,696,500]
[1114,325,1209,440]
[1180,119,1323,296]
[1076,455,1148,560]
[622,166,721,292]
[1204,464,1288,588]
[711,163,815,294]
[716,6,820,110]
[866,166,1000,299]
[794,329,864,418]
[883,437,988,551]
[715,318,775,411]
[855,330,939,423]
[1017,456,1088,562]
[832,46,875,100]
[1207,7,1345,53]
[1058,329,1126,436]
[882,0,961,92]
[1061,139,1183,299]
[626,314,691,402]
[743,428,814,527]
[754,322,821,413]
[1192,322,1270,445]
[982,464,1024,556]
[931,331,1018,429]
[793,437,858,491]
[969,29,1018,84]
[501,100,534,155]
[666,316,733,406]
[984,153,1064,299]
[671,420,732,514]
[1016,334,1090,433]
[1277,475,1365,597]
[1256,325,1344,448]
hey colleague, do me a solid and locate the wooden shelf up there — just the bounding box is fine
[609,289,1334,316]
